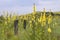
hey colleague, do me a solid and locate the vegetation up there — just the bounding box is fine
[0,11,60,40]
[0,4,60,40]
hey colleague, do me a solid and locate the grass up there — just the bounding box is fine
[0,12,60,40]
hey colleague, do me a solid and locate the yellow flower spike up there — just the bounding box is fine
[33,3,36,14]
[43,8,46,22]
[48,9,52,24]
[48,14,52,24]
[48,27,51,33]
[38,13,43,23]
[42,8,46,26]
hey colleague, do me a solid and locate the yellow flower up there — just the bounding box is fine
[38,13,43,23]
[32,17,35,21]
[48,27,51,33]
[48,15,52,24]
[12,15,16,21]
[29,21,32,24]
[38,12,46,26]
[30,24,32,28]
[42,12,46,22]
[42,13,46,26]
[41,8,46,26]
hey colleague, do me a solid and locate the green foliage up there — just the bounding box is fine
[0,12,60,40]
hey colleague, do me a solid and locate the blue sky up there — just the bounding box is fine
[0,0,60,15]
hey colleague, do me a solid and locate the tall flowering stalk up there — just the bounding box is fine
[42,8,47,40]
[48,14,52,25]
[47,10,52,40]
[47,10,52,33]
[42,8,46,26]
[33,3,36,15]
[38,13,43,23]
[31,3,36,40]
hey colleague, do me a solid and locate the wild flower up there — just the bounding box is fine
[48,27,51,33]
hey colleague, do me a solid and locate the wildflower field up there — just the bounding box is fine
[0,4,60,40]
[0,11,60,40]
